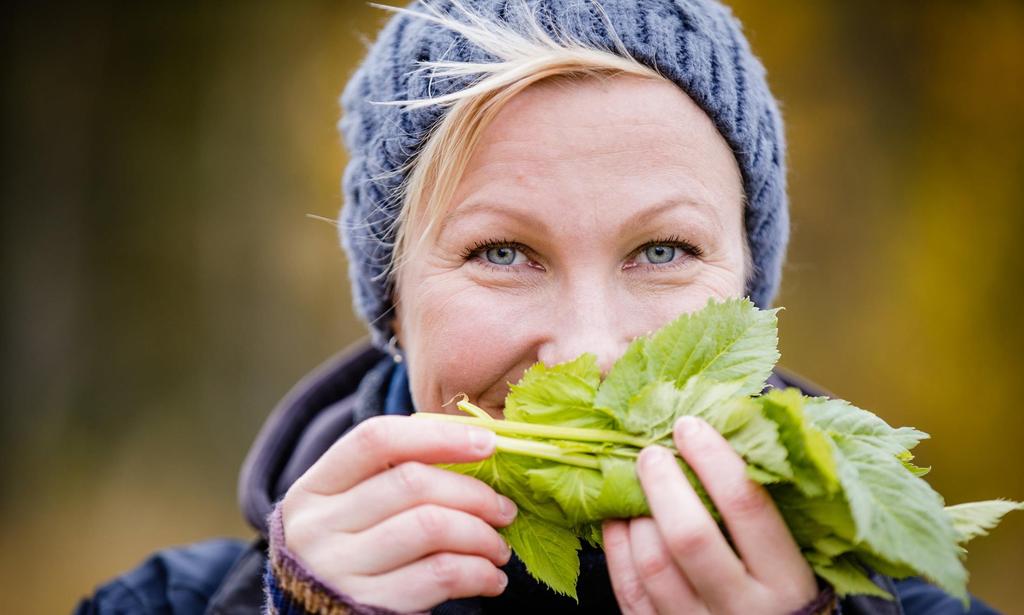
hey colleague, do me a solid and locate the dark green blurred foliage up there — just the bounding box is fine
[1,2,1021,613]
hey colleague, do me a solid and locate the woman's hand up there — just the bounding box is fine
[604,416,819,615]
[280,416,517,613]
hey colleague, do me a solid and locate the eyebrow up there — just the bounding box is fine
[439,201,551,236]
[438,195,723,238]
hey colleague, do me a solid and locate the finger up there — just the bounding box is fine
[298,415,496,495]
[346,553,508,613]
[344,504,511,574]
[673,416,816,593]
[602,520,656,615]
[636,445,748,608]
[628,517,706,614]
[328,461,517,532]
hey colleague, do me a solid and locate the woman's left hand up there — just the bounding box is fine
[604,416,820,615]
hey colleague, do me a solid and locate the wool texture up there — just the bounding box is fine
[338,0,788,348]
[265,503,425,615]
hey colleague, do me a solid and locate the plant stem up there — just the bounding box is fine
[494,436,601,469]
[418,406,651,448]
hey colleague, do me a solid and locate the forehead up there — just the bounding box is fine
[441,74,743,235]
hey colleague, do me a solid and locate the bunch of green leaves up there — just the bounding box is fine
[416,298,1021,603]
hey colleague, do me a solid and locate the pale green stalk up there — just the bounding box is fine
[417,401,651,448]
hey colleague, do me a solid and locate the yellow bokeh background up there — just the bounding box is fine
[1,2,1021,613]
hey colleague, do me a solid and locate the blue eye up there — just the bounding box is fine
[642,244,676,264]
[485,246,517,265]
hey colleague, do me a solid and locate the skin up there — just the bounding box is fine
[281,75,817,613]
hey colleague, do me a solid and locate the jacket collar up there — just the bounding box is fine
[237,340,388,537]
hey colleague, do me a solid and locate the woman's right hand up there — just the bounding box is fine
[279,415,518,613]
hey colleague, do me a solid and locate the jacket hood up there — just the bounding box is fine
[237,340,390,536]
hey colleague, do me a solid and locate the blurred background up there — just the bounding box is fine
[1,1,1022,612]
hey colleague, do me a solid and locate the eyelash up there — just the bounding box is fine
[459,237,530,262]
[460,235,705,269]
[636,235,705,261]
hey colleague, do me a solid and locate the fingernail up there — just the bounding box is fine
[498,495,518,521]
[676,416,701,438]
[496,570,508,591]
[468,428,496,454]
[499,539,512,560]
[639,445,670,471]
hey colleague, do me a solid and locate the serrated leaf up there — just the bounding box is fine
[504,354,619,430]
[830,435,967,601]
[447,454,564,524]
[803,396,927,455]
[501,511,581,600]
[642,297,779,394]
[716,396,793,482]
[578,522,604,549]
[945,500,1024,545]
[593,337,648,417]
[592,456,652,520]
[898,451,931,477]
[622,377,749,442]
[526,465,604,526]
[759,389,839,497]
[812,555,894,599]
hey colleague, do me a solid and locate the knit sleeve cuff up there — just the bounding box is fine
[264,502,426,615]
[788,580,837,615]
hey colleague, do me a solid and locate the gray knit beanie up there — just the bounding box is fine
[339,0,788,349]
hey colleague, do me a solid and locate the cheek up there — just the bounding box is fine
[400,276,537,413]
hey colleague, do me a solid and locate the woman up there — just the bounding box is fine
[76,1,996,613]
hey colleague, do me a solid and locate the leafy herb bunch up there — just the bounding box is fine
[416,298,1021,603]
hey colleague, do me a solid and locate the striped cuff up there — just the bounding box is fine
[265,502,424,615]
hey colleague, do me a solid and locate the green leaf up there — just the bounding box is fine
[641,297,779,394]
[504,354,619,430]
[771,483,856,545]
[621,377,749,442]
[945,500,1024,545]
[593,337,648,417]
[802,396,927,456]
[759,389,839,497]
[714,396,793,482]
[898,451,931,477]
[595,298,778,422]
[811,555,894,599]
[446,454,565,524]
[526,464,605,526]
[829,434,968,601]
[501,511,582,600]
[578,522,604,549]
[592,456,652,520]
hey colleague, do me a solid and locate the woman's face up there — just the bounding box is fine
[395,75,747,416]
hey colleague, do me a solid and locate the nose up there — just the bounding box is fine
[536,282,632,377]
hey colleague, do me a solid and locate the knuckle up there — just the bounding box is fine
[725,483,769,517]
[663,525,713,558]
[282,507,318,551]
[394,462,428,497]
[634,550,674,580]
[352,417,392,453]
[617,577,650,611]
[414,505,448,537]
[776,578,815,611]
[428,553,464,592]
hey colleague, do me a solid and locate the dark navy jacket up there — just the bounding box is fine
[74,342,1000,614]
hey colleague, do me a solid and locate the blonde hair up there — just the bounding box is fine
[371,0,751,288]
